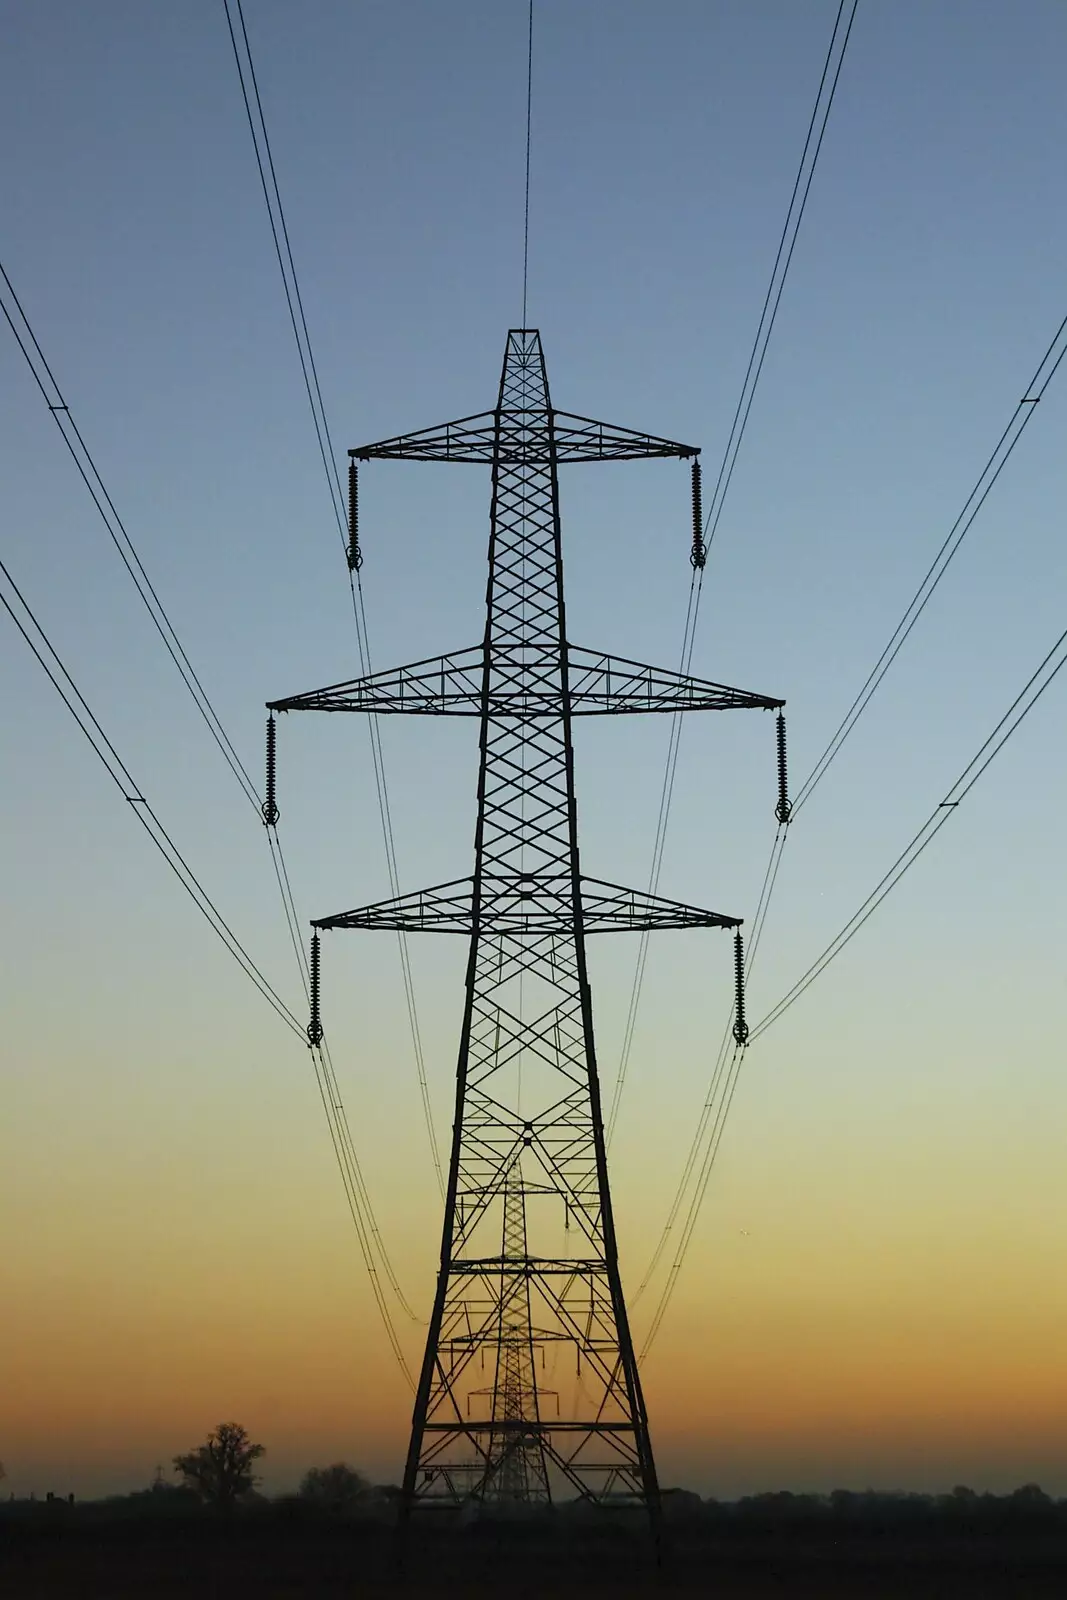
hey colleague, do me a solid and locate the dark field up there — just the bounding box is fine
[5,1516,1067,1599]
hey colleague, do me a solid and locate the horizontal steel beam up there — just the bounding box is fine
[313,874,739,934]
[268,643,783,718]
[349,409,698,465]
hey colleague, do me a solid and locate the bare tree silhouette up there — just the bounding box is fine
[173,1422,264,1509]
[299,1462,367,1513]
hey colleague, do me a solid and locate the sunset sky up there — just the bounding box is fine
[2,0,1066,1500]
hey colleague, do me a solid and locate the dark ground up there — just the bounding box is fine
[5,1516,1067,1599]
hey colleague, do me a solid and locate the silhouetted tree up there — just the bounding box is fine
[299,1462,367,1513]
[173,1422,264,1509]
[1010,1482,1051,1507]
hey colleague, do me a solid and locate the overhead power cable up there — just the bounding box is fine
[224,0,443,1195]
[0,258,261,817]
[793,307,1067,813]
[521,1,534,326]
[222,0,345,535]
[605,576,701,1143]
[702,0,859,556]
[0,555,304,1040]
[637,296,1067,1343]
[639,1041,744,1360]
[2,246,416,1363]
[637,827,791,1350]
[639,615,1067,1354]
[754,617,1067,1039]
[307,1032,417,1387]
[264,820,421,1329]
[632,820,786,1313]
[0,563,416,1374]
[607,2,857,1138]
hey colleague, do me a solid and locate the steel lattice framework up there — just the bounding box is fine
[270,330,782,1535]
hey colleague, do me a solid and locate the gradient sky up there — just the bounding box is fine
[2,0,1067,1500]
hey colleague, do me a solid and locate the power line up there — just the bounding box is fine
[793,307,1067,813]
[703,0,859,555]
[223,0,346,535]
[224,0,443,1194]
[0,554,304,1041]
[638,616,1067,1352]
[270,826,417,1377]
[606,2,856,1140]
[305,1035,416,1387]
[605,571,701,1144]
[754,618,1067,1040]
[636,827,788,1346]
[264,819,421,1328]
[692,295,1067,1146]
[0,258,262,817]
[1,520,417,1373]
[636,297,1067,1343]
[2,214,417,1369]
[639,1041,744,1360]
[632,821,786,1315]
[522,0,534,327]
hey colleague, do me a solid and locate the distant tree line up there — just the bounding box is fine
[168,1423,376,1517]
[5,1421,1067,1540]
[0,1423,385,1521]
[661,1482,1067,1536]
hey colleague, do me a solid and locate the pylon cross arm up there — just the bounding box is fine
[550,412,697,462]
[268,646,485,715]
[351,412,498,463]
[349,411,696,465]
[581,878,740,931]
[566,646,782,714]
[268,643,782,718]
[311,875,740,934]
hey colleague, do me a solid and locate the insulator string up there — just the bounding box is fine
[263,714,280,826]
[347,459,362,572]
[308,930,324,1047]
[731,931,749,1047]
[689,459,707,570]
[774,711,791,824]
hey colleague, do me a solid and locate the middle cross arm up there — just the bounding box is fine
[268,645,781,717]
[313,876,739,935]
[349,412,696,465]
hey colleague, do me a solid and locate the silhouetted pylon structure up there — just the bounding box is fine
[269,330,784,1534]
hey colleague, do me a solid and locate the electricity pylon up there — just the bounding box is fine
[269,330,784,1536]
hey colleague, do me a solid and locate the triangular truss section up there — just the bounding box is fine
[269,644,782,718]
[314,875,740,936]
[351,411,699,465]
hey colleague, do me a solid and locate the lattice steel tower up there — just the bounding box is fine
[269,330,783,1532]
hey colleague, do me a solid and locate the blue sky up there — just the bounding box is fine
[2,0,1066,1497]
